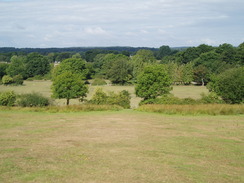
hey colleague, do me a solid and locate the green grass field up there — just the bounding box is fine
[0,80,209,107]
[0,110,243,183]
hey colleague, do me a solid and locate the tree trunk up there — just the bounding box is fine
[66,98,70,106]
[201,78,204,86]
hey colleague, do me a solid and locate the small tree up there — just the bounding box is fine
[52,72,88,105]
[208,67,244,104]
[135,65,172,101]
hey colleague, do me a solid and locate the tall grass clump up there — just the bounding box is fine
[0,104,123,113]
[137,104,244,115]
[91,78,107,86]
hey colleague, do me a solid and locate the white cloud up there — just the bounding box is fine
[0,0,243,47]
[84,27,108,35]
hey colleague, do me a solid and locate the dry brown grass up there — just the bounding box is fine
[0,110,243,183]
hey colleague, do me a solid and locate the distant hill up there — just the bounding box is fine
[0,46,188,54]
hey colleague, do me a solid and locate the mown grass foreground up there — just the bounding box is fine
[0,110,243,183]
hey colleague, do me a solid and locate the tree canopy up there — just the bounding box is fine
[208,67,244,104]
[135,65,172,100]
[52,71,88,105]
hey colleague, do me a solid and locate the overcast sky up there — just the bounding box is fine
[0,0,243,48]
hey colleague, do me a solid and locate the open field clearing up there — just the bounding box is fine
[0,80,209,107]
[0,110,243,183]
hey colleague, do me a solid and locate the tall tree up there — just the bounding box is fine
[25,53,50,78]
[131,49,156,79]
[0,63,8,79]
[107,56,132,85]
[6,55,26,78]
[182,62,194,85]
[53,58,88,79]
[157,45,172,59]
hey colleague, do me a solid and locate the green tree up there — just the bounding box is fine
[135,65,172,100]
[107,56,132,84]
[208,67,244,104]
[0,63,8,79]
[25,53,50,78]
[216,43,237,64]
[236,42,244,65]
[157,45,172,59]
[182,62,194,85]
[53,58,88,79]
[6,55,26,78]
[52,72,88,105]
[193,65,209,86]
[131,49,156,79]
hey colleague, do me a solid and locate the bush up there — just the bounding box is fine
[200,92,224,104]
[17,93,50,107]
[0,91,16,106]
[140,93,225,105]
[12,75,24,85]
[208,67,244,104]
[89,88,131,108]
[2,75,13,85]
[91,78,107,86]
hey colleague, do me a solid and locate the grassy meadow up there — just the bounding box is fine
[0,80,243,182]
[0,110,243,183]
[0,80,209,107]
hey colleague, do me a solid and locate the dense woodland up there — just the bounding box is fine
[0,43,243,104]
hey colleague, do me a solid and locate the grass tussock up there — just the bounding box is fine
[137,104,244,115]
[0,104,123,113]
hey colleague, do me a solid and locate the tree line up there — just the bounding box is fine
[0,42,243,104]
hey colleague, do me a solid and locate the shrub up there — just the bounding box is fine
[89,88,131,109]
[140,93,224,105]
[17,93,50,107]
[200,92,224,104]
[91,78,107,86]
[208,67,244,104]
[2,75,13,85]
[0,91,16,106]
[12,75,24,85]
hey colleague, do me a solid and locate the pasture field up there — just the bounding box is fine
[0,110,243,183]
[0,80,209,107]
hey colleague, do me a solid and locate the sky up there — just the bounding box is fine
[0,0,244,48]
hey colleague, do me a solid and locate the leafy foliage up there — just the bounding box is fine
[53,58,88,79]
[208,67,244,104]
[135,65,172,100]
[0,91,16,106]
[17,93,50,107]
[0,63,8,79]
[25,53,50,78]
[89,88,131,108]
[91,78,107,86]
[6,56,27,78]
[52,71,88,105]
[12,75,24,85]
[2,75,13,85]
